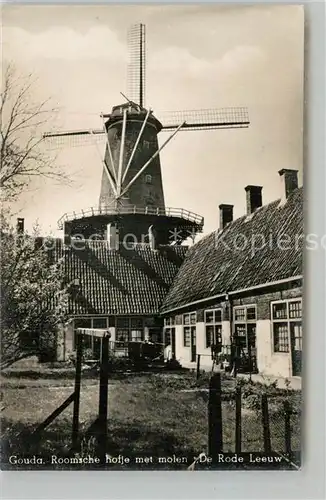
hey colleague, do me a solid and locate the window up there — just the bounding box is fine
[271,299,302,353]
[143,140,150,149]
[183,327,191,347]
[145,174,152,184]
[183,313,196,347]
[130,318,143,342]
[116,329,129,344]
[116,317,144,344]
[93,317,108,329]
[273,324,289,352]
[164,316,175,326]
[205,309,222,348]
[234,306,256,323]
[233,305,257,354]
[183,313,196,325]
[164,317,175,353]
[131,330,143,342]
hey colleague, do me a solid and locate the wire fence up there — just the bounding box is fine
[209,374,301,467]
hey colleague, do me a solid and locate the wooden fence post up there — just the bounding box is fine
[261,394,271,453]
[196,354,201,380]
[208,373,223,463]
[98,334,109,461]
[235,386,242,453]
[284,400,292,456]
[72,332,83,451]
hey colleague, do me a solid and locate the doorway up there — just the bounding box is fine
[290,322,302,376]
[190,327,196,362]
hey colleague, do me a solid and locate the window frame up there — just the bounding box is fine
[183,312,196,325]
[145,174,152,184]
[164,316,175,327]
[182,313,196,347]
[232,304,257,354]
[271,298,302,354]
[115,316,144,345]
[204,308,223,348]
[183,326,192,347]
[233,304,257,323]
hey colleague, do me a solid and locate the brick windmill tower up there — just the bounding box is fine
[45,24,250,247]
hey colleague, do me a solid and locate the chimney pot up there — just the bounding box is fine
[278,169,298,201]
[219,204,233,230]
[245,185,263,215]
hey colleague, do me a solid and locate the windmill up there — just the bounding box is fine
[44,23,249,246]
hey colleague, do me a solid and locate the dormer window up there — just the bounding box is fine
[145,174,152,184]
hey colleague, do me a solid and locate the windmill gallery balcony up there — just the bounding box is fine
[58,205,204,245]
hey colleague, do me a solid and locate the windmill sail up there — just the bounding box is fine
[127,23,146,108]
[160,107,250,131]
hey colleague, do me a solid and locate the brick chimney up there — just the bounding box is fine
[245,185,263,215]
[16,218,24,234]
[219,204,233,230]
[278,169,298,201]
[106,223,119,250]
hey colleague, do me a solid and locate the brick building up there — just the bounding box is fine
[161,169,303,378]
[56,168,302,379]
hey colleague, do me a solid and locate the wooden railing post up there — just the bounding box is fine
[284,400,292,456]
[208,373,223,463]
[98,334,110,461]
[261,394,271,453]
[72,332,83,451]
[235,386,242,453]
[196,354,201,380]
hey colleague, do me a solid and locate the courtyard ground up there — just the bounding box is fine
[0,360,301,470]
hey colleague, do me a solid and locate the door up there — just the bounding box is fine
[234,324,257,373]
[190,327,196,362]
[247,324,257,373]
[290,322,302,376]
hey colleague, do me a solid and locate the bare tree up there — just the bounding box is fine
[0,64,68,202]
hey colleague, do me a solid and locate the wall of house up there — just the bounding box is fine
[57,320,74,361]
[255,320,293,379]
[165,283,302,377]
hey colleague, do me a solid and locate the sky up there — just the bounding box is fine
[2,4,304,239]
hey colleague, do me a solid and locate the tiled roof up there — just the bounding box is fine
[161,187,303,312]
[62,242,187,315]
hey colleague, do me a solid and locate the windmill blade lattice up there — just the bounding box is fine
[160,107,249,131]
[127,24,146,108]
[43,129,105,148]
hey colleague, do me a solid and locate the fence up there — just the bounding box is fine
[5,345,300,469]
[208,373,301,468]
[13,332,110,460]
[57,205,204,229]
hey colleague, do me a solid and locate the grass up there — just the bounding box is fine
[0,368,302,470]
